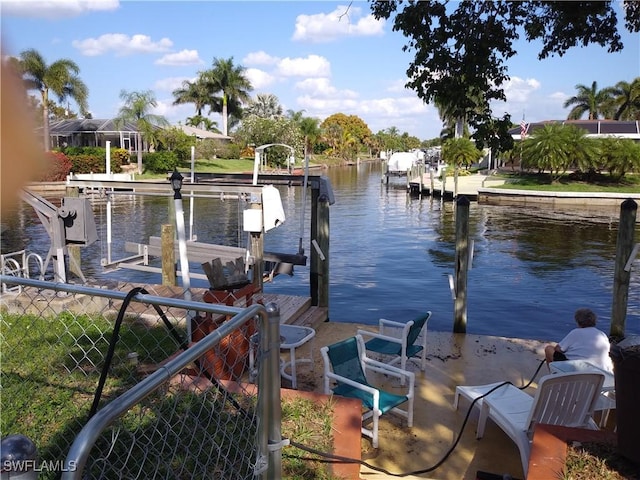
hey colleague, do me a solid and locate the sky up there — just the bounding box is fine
[1,0,639,141]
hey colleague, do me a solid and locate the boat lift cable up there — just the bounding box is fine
[298,151,310,256]
[283,359,547,477]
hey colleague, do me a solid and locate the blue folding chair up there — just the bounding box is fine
[321,334,414,448]
[357,311,432,384]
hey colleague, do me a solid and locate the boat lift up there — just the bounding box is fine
[18,189,98,283]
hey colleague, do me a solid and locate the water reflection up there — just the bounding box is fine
[1,162,638,341]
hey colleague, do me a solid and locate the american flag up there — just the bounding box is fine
[520,119,529,139]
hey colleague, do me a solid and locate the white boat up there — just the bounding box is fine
[386,152,419,175]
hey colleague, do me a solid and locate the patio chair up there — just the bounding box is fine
[321,334,415,448]
[456,371,604,477]
[356,311,431,384]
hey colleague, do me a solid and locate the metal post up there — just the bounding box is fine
[453,196,470,333]
[259,302,282,479]
[611,199,638,339]
[106,140,111,176]
[170,170,192,338]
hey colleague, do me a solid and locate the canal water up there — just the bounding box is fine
[2,162,639,342]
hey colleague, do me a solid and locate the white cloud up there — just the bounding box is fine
[277,55,331,77]
[386,79,412,94]
[245,68,277,90]
[503,76,541,103]
[72,33,173,56]
[155,49,204,66]
[0,0,119,19]
[243,51,279,66]
[292,4,385,43]
[154,76,194,92]
[294,77,358,99]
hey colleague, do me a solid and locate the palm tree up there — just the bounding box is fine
[610,78,640,120]
[18,49,89,151]
[521,124,579,181]
[245,93,283,119]
[299,117,321,158]
[115,89,169,173]
[172,78,211,120]
[185,115,219,132]
[201,57,252,136]
[563,81,615,120]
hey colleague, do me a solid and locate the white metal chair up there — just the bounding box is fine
[456,371,604,477]
[357,311,431,384]
[321,334,415,448]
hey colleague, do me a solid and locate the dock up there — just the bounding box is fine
[408,172,506,200]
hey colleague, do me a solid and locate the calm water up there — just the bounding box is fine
[2,162,639,342]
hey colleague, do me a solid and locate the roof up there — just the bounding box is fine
[47,118,140,135]
[176,124,232,140]
[509,120,640,140]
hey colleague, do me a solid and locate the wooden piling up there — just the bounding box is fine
[161,223,176,286]
[311,188,330,313]
[610,198,637,339]
[453,196,470,333]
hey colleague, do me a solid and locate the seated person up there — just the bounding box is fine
[544,308,613,373]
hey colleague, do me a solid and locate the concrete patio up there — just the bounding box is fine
[291,322,617,480]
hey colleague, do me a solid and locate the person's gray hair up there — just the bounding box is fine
[575,308,597,327]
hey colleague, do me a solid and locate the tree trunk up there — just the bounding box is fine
[42,88,50,151]
[222,93,228,137]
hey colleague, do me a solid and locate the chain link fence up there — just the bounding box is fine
[0,276,282,479]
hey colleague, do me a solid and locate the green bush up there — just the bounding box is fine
[217,142,241,160]
[143,151,178,173]
[63,147,123,174]
[111,148,130,166]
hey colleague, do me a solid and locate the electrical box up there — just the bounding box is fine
[59,197,98,246]
[243,208,263,233]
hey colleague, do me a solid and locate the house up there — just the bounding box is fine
[509,119,640,141]
[176,124,232,142]
[45,118,142,152]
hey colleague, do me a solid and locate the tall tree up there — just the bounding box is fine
[115,89,169,173]
[245,93,283,119]
[299,116,321,158]
[18,49,89,151]
[611,78,640,120]
[172,78,211,118]
[563,81,615,120]
[201,57,252,136]
[370,2,639,148]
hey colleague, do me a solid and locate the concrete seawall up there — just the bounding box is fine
[479,187,640,208]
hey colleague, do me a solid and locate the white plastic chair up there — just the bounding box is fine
[357,311,431,384]
[457,371,604,478]
[321,334,415,448]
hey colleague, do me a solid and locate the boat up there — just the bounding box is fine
[386,151,419,176]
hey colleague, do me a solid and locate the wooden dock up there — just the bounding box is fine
[111,283,328,330]
[408,172,505,199]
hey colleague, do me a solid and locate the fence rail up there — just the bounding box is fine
[0,275,282,479]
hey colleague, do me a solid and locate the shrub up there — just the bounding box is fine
[65,147,123,174]
[111,148,130,166]
[142,151,178,173]
[69,153,106,174]
[40,151,72,181]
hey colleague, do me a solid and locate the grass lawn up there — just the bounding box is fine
[494,172,640,194]
[1,311,338,479]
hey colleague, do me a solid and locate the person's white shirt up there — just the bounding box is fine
[558,326,613,373]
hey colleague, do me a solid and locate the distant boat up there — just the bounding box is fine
[386,152,419,175]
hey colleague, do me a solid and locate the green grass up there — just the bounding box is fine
[1,312,338,479]
[495,172,640,194]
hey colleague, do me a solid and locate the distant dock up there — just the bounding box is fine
[407,170,506,200]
